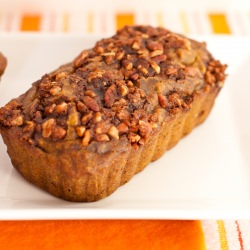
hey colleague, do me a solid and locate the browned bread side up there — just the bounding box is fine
[0,26,227,202]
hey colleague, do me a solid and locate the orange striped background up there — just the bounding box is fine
[0,11,242,34]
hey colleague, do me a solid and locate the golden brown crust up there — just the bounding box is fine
[0,26,227,201]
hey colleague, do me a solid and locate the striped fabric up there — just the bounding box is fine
[0,11,250,35]
[202,220,250,250]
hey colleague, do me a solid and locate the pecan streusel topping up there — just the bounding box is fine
[0,25,227,148]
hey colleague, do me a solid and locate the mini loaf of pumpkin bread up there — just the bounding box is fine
[0,26,227,202]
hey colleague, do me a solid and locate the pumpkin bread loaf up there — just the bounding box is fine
[0,26,227,201]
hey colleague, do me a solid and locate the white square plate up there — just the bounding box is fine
[0,34,249,220]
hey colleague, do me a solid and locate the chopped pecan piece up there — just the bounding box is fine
[101,52,116,57]
[158,95,168,108]
[128,132,141,143]
[104,84,117,108]
[127,81,134,87]
[85,89,96,97]
[165,66,178,76]
[117,123,129,134]
[95,121,111,134]
[11,115,24,127]
[119,85,129,97]
[138,120,152,137]
[168,92,188,110]
[82,129,91,146]
[150,61,160,74]
[147,41,163,51]
[68,110,80,126]
[81,112,93,125]
[94,112,102,123]
[55,72,68,81]
[132,41,140,50]
[87,70,105,83]
[104,55,114,65]
[77,101,88,113]
[45,104,56,115]
[74,50,89,67]
[150,50,163,58]
[116,51,125,60]
[95,46,104,54]
[76,126,86,137]
[54,102,68,115]
[108,126,119,140]
[51,126,66,140]
[137,49,149,58]
[42,118,56,138]
[123,60,133,70]
[83,96,100,112]
[23,121,35,134]
[205,71,216,85]
[129,73,139,81]
[137,65,148,75]
[151,54,167,63]
[22,121,36,141]
[116,109,130,121]
[95,134,110,142]
[49,86,61,96]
